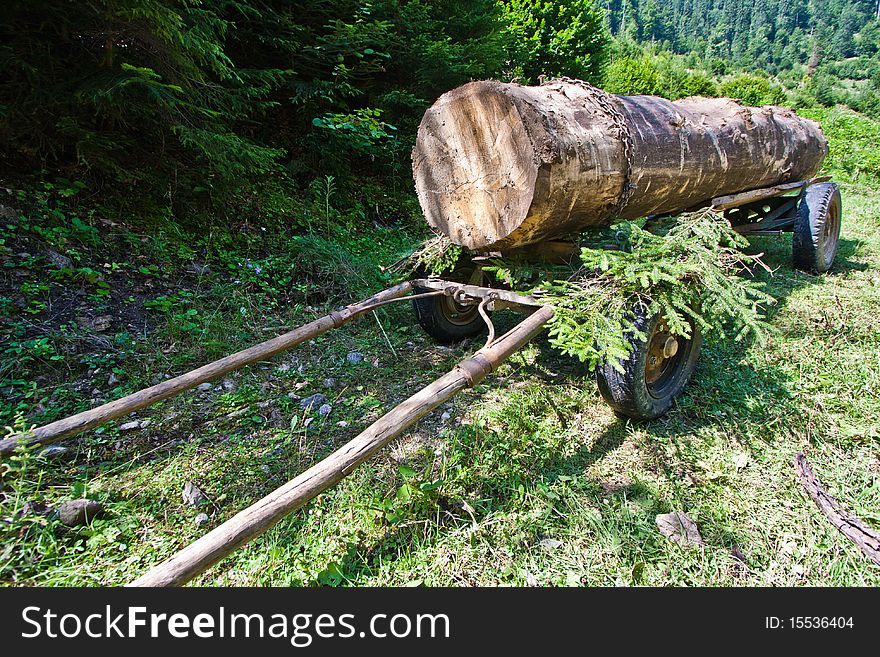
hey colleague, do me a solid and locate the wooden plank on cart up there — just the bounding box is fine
[711,177,830,210]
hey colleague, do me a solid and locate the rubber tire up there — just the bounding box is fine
[412,266,488,344]
[596,311,702,420]
[792,182,842,273]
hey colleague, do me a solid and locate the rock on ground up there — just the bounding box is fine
[58,499,105,526]
[46,249,72,269]
[20,501,50,517]
[182,481,209,506]
[656,511,704,546]
[300,393,327,411]
[39,445,69,459]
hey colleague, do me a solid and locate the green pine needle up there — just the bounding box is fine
[496,209,777,371]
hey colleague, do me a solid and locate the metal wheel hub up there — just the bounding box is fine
[440,294,479,325]
[437,267,483,326]
[645,322,682,386]
[822,202,841,262]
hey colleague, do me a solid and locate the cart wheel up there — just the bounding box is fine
[596,311,702,420]
[412,265,488,343]
[792,182,841,273]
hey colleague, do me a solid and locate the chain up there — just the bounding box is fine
[546,77,636,217]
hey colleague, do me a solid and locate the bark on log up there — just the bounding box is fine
[129,304,554,587]
[0,282,415,456]
[413,79,828,250]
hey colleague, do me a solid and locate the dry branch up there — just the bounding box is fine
[794,452,880,566]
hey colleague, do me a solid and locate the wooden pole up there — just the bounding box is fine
[0,282,414,456]
[129,305,554,587]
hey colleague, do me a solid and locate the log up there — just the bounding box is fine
[129,304,554,586]
[0,281,415,456]
[413,79,828,250]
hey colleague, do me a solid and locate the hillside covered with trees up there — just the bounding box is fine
[606,0,880,116]
[609,0,877,69]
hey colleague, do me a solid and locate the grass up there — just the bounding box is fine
[1,182,879,587]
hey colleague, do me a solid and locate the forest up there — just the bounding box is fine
[1,2,878,588]
[3,0,879,222]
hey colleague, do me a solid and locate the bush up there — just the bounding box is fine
[656,60,718,99]
[674,72,719,98]
[841,85,880,120]
[719,75,787,106]
[804,72,841,107]
[799,106,880,187]
[603,56,662,95]
[499,0,609,83]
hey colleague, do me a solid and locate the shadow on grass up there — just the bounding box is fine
[746,234,866,294]
[8,231,854,585]
[311,233,851,581]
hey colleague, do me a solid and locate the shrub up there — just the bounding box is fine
[719,75,787,106]
[799,106,880,187]
[499,0,610,83]
[603,56,663,95]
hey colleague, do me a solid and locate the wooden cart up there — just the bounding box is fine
[410,177,842,420]
[0,178,841,586]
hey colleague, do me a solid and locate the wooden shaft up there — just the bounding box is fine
[129,304,554,587]
[0,282,414,456]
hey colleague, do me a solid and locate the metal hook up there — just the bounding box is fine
[478,294,498,348]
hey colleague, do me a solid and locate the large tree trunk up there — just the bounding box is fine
[412,79,828,251]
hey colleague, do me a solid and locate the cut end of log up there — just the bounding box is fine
[413,81,538,250]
